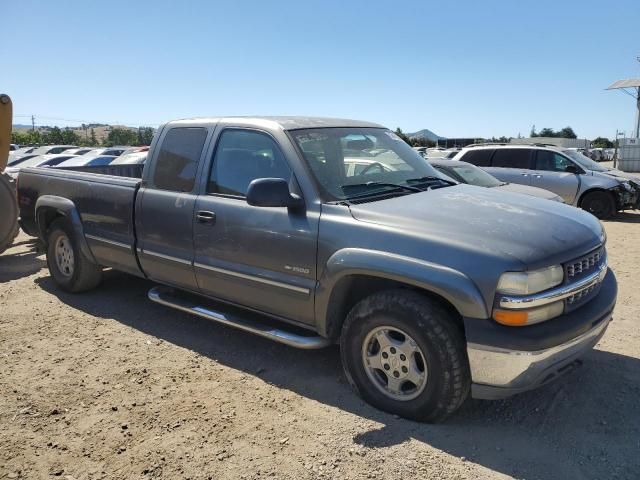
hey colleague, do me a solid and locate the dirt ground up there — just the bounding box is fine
[1,213,639,480]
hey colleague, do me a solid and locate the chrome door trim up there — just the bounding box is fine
[85,234,131,250]
[142,249,192,266]
[194,262,310,295]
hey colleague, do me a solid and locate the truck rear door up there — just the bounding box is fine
[192,127,318,325]
[135,126,210,290]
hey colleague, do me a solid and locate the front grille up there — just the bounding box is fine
[565,247,605,280]
[566,282,599,305]
[563,246,606,312]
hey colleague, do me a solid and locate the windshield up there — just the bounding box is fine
[563,150,608,172]
[436,163,502,187]
[290,128,446,200]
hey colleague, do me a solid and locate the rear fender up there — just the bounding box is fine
[35,195,96,263]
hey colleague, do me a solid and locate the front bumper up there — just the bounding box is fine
[465,269,616,399]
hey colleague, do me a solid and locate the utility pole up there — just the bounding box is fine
[31,115,35,131]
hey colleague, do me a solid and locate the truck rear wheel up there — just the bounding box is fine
[581,191,615,219]
[46,219,102,292]
[340,290,470,423]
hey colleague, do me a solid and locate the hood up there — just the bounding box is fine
[348,185,604,268]
[494,182,562,201]
[599,168,640,184]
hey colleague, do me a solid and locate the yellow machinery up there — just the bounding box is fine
[0,94,19,254]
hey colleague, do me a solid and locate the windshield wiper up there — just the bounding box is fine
[341,182,422,195]
[405,175,457,186]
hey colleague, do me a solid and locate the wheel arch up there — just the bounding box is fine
[315,248,489,340]
[35,195,96,263]
[578,187,615,206]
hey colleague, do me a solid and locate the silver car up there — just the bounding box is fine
[429,159,563,202]
[453,144,640,218]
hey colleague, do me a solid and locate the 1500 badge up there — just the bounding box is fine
[285,265,310,274]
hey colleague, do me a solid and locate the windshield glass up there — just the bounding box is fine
[290,128,445,200]
[435,163,502,187]
[563,150,608,172]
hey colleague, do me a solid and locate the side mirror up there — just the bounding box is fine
[565,165,580,174]
[246,178,304,209]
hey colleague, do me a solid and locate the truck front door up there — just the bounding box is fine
[193,128,318,325]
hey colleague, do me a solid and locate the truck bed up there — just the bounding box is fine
[18,166,144,277]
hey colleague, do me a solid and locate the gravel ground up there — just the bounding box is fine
[1,212,639,480]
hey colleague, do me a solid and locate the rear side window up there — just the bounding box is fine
[208,129,291,197]
[461,149,494,167]
[491,149,532,169]
[153,127,208,192]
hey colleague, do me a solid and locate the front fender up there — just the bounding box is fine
[35,195,96,263]
[315,248,489,337]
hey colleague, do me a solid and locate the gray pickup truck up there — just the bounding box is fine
[18,117,617,422]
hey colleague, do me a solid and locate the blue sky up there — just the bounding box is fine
[3,0,639,139]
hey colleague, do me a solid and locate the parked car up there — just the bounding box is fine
[56,155,118,167]
[589,149,604,162]
[7,153,40,167]
[109,151,148,165]
[429,159,563,202]
[18,117,616,422]
[62,147,97,156]
[5,154,78,179]
[28,145,77,156]
[453,144,640,218]
[10,143,18,151]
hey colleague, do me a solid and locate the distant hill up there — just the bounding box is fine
[408,129,446,141]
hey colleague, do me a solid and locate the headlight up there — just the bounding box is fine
[496,265,564,295]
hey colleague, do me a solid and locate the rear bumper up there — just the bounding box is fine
[465,269,616,399]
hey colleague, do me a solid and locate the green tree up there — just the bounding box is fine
[537,127,556,137]
[558,126,577,139]
[104,127,138,146]
[61,128,80,145]
[592,137,614,148]
[394,127,412,145]
[137,127,155,146]
[44,126,64,144]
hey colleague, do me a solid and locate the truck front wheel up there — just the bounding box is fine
[46,218,102,293]
[340,290,470,422]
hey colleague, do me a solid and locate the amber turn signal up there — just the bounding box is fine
[493,309,529,326]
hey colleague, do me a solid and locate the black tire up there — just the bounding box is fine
[340,289,470,423]
[581,191,615,219]
[46,218,102,292]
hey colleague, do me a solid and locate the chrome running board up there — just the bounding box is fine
[148,286,331,350]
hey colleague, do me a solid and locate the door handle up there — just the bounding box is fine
[520,173,529,176]
[196,210,216,224]
[533,174,543,178]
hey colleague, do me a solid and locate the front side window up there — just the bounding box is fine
[563,150,607,172]
[535,150,575,172]
[208,129,292,197]
[491,149,532,169]
[153,127,208,192]
[290,128,443,201]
